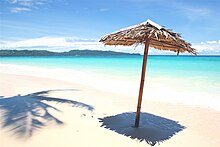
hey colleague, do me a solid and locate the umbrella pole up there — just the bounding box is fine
[135,39,150,128]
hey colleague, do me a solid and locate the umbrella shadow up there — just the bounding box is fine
[99,112,185,146]
[0,89,94,138]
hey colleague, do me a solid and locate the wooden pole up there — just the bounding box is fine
[135,39,150,128]
[177,49,180,56]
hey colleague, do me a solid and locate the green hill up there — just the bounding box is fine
[0,50,140,56]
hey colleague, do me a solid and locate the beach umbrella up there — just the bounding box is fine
[99,19,197,127]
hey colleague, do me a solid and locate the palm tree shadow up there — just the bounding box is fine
[0,89,94,138]
[99,112,185,146]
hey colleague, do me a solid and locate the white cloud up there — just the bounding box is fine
[8,0,17,4]
[192,40,220,55]
[206,40,217,44]
[6,0,47,13]
[0,37,142,53]
[10,7,31,13]
[182,7,211,20]
[7,0,46,6]
[99,8,110,12]
[1,37,220,55]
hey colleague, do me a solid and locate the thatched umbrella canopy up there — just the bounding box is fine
[99,19,197,127]
[100,19,197,55]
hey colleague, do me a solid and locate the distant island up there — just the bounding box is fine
[0,50,140,56]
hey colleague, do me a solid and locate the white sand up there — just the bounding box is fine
[0,71,220,147]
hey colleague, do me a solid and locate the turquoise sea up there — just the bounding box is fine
[1,55,220,79]
[1,55,220,110]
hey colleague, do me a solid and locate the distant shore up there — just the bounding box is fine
[0,49,141,56]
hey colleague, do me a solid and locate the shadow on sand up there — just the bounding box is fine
[0,89,94,138]
[99,112,185,146]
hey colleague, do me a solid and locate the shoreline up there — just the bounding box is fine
[0,63,219,112]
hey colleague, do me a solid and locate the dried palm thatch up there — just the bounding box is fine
[100,19,197,55]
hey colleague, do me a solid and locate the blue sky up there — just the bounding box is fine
[0,0,220,54]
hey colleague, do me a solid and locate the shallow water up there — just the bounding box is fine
[1,55,220,110]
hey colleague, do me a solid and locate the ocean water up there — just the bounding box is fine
[1,55,220,82]
[1,55,220,110]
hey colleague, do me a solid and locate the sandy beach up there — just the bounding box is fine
[0,67,220,147]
